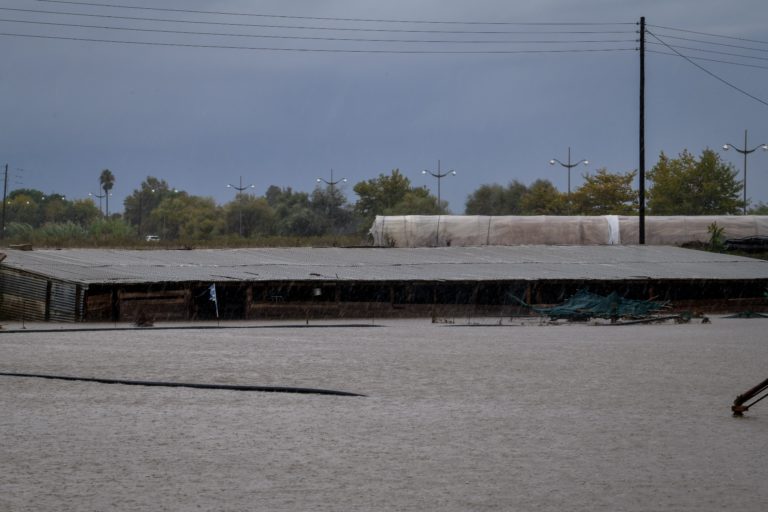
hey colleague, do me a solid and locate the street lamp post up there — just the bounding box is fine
[549,147,588,214]
[137,188,155,238]
[722,129,767,215]
[422,160,456,212]
[316,169,347,198]
[422,160,456,247]
[88,192,107,217]
[227,176,255,237]
[316,169,347,223]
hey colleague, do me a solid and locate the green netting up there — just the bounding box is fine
[723,311,768,318]
[511,289,669,320]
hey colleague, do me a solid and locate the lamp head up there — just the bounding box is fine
[421,170,427,175]
[549,159,556,166]
[723,144,729,151]
[583,160,589,165]
[342,178,348,183]
[450,170,457,176]
[761,144,768,151]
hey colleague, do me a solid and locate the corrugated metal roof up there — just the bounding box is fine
[1,246,767,284]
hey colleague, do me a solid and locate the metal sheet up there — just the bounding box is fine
[0,246,766,285]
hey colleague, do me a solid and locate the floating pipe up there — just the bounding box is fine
[0,372,366,397]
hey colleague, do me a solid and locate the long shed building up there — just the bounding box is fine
[1,246,767,323]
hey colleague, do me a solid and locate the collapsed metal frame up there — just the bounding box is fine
[732,377,768,417]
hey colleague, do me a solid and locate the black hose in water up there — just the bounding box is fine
[0,372,366,397]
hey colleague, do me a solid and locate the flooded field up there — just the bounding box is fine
[1,318,766,511]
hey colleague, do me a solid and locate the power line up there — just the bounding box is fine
[647,30,768,107]
[647,49,768,70]
[648,24,768,45]
[0,18,639,45]
[35,0,635,27]
[647,41,768,62]
[648,33,768,53]
[0,31,638,54]
[1,7,637,35]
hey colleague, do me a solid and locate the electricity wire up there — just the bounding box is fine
[648,33,768,53]
[647,41,768,62]
[0,18,639,45]
[647,49,768,70]
[1,7,636,35]
[0,31,637,53]
[647,30,768,107]
[34,0,635,27]
[648,24,768,45]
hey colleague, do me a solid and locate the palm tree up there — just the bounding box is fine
[99,169,115,217]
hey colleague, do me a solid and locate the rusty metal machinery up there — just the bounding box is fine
[732,377,768,416]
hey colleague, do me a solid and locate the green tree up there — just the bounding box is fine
[353,169,440,226]
[571,168,638,215]
[647,149,743,215]
[520,179,566,214]
[69,199,102,227]
[149,191,188,240]
[353,169,411,221]
[265,186,324,236]
[389,187,441,215]
[40,194,66,224]
[465,180,528,215]
[223,195,276,237]
[173,195,222,241]
[99,169,115,217]
[123,177,174,237]
[145,193,222,241]
[311,184,356,235]
[5,191,41,226]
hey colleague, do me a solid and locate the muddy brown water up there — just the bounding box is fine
[1,318,766,511]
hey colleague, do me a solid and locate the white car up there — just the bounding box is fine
[145,235,160,242]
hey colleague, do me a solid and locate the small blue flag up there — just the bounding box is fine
[208,284,219,318]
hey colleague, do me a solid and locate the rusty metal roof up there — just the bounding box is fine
[1,246,767,284]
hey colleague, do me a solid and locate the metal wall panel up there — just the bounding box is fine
[49,280,82,322]
[0,268,82,322]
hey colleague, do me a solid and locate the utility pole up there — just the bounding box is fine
[316,169,347,225]
[422,160,457,213]
[1,164,7,239]
[639,16,646,244]
[422,160,457,246]
[550,147,588,214]
[723,130,768,215]
[227,176,255,237]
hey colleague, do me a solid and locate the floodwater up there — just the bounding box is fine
[0,318,766,511]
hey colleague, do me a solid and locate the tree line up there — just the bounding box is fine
[2,149,765,246]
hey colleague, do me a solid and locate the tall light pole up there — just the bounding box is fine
[422,160,456,247]
[227,176,255,237]
[88,191,107,217]
[422,160,456,213]
[137,188,155,238]
[316,169,347,224]
[316,169,347,196]
[550,147,588,214]
[722,129,767,215]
